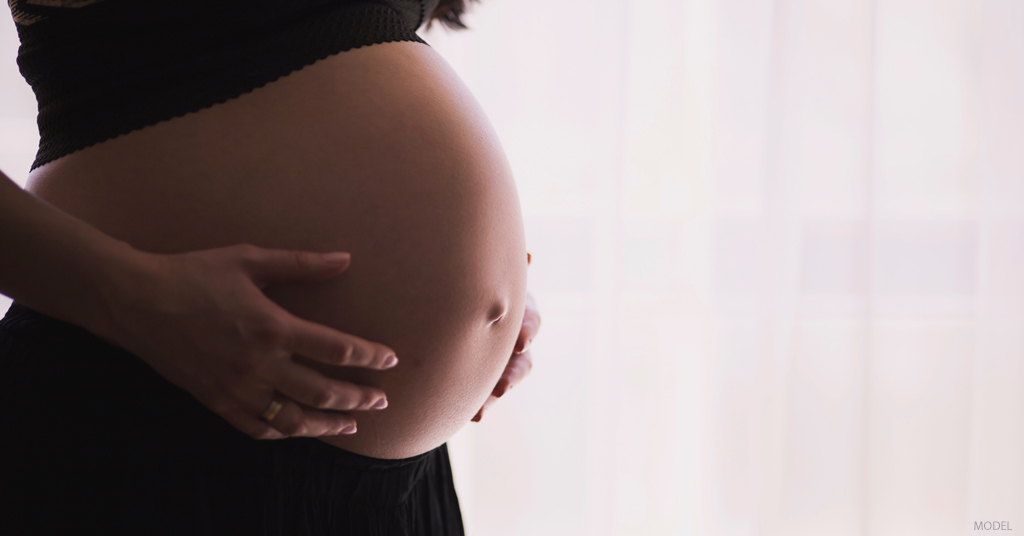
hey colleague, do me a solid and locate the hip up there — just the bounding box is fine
[0,301,464,534]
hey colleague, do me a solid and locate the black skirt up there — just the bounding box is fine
[0,302,464,536]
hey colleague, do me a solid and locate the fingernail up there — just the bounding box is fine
[323,252,349,265]
[518,339,532,354]
[382,355,398,369]
[372,398,388,410]
[340,425,357,435]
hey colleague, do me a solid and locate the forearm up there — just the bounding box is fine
[0,169,139,336]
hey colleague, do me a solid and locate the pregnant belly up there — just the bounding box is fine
[26,41,528,459]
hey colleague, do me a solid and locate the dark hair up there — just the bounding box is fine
[427,0,478,30]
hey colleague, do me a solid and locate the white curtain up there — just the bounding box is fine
[427,0,1024,534]
[3,1,1023,534]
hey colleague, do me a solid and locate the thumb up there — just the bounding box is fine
[243,248,351,289]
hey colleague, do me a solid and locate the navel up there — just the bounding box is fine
[486,300,508,326]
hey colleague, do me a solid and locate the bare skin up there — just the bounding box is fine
[25,41,529,459]
[0,169,405,442]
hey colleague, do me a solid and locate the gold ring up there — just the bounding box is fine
[260,398,284,422]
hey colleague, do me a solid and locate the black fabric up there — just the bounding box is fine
[0,302,465,535]
[10,0,433,170]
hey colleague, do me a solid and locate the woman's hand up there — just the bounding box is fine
[95,244,398,440]
[472,258,541,423]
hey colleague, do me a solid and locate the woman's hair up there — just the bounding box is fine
[427,0,478,30]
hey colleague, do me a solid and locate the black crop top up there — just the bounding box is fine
[8,0,439,170]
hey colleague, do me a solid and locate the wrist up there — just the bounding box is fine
[0,176,159,345]
[77,237,159,346]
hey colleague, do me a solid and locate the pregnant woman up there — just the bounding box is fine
[0,0,539,534]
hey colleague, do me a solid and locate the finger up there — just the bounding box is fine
[265,397,359,437]
[513,330,533,355]
[219,407,286,440]
[513,294,541,354]
[282,315,398,370]
[482,394,498,413]
[493,351,533,398]
[241,246,351,289]
[472,394,499,422]
[274,361,388,411]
